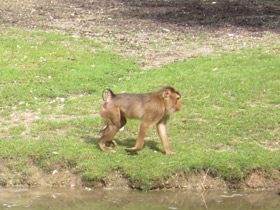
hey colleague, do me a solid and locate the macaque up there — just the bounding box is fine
[98,86,181,155]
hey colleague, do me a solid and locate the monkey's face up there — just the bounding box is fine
[167,94,181,114]
[174,98,181,111]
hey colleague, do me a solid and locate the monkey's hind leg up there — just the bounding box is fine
[100,125,117,147]
[98,125,119,152]
[99,113,126,151]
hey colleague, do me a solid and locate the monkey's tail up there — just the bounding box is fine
[102,88,114,102]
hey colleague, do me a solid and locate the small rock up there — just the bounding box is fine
[40,57,47,62]
[212,67,219,71]
[52,170,58,175]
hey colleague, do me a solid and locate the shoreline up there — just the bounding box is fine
[1,168,279,192]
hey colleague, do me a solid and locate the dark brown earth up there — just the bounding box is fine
[0,0,280,191]
[1,159,280,191]
[1,0,279,69]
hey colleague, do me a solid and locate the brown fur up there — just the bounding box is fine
[98,87,181,154]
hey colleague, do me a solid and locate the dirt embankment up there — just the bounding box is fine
[1,159,280,191]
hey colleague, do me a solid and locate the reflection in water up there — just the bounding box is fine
[0,188,279,210]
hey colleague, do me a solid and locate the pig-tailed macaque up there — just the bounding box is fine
[98,86,181,155]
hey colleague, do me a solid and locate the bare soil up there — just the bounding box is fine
[1,0,280,191]
[1,159,280,191]
[1,0,279,69]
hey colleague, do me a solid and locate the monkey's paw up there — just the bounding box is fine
[166,151,177,155]
[109,140,117,146]
[99,143,116,153]
[125,147,140,152]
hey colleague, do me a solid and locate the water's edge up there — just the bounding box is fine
[1,187,280,210]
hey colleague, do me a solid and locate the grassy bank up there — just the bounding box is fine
[0,30,280,190]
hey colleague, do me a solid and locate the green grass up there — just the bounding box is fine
[0,30,280,189]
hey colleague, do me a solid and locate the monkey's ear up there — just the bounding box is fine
[162,89,171,98]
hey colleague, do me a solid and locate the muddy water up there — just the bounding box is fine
[0,188,279,210]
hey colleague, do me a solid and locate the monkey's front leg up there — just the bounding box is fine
[125,122,149,152]
[157,122,177,155]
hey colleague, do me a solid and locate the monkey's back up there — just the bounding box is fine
[113,93,146,119]
[113,93,165,121]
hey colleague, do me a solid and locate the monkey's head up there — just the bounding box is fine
[161,87,181,114]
